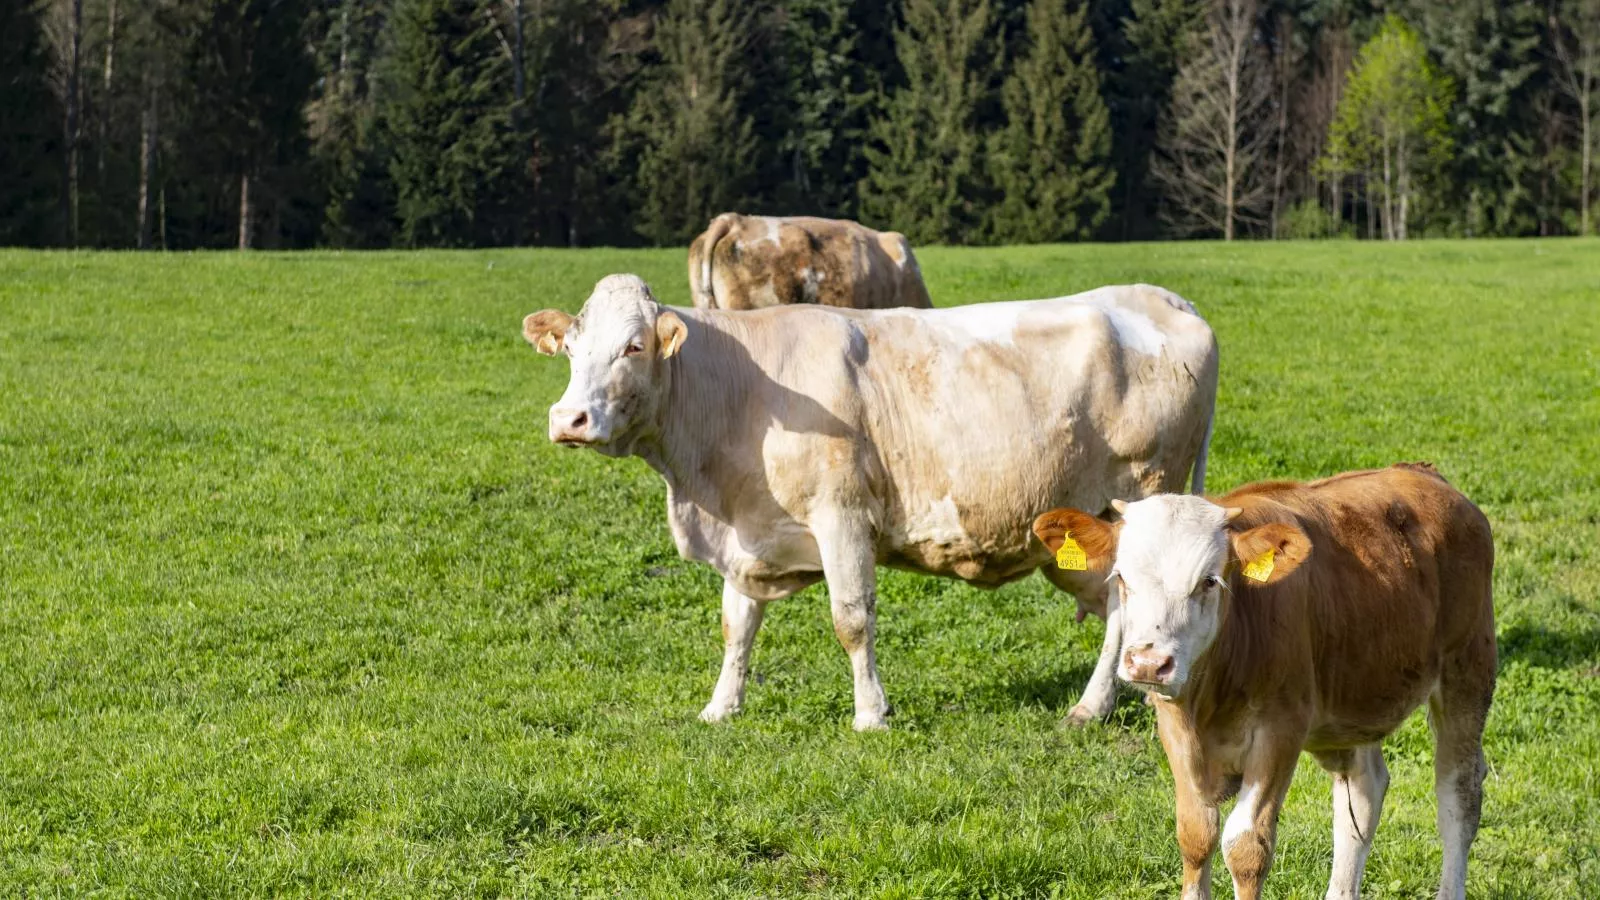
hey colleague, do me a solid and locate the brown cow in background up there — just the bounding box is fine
[687,213,933,310]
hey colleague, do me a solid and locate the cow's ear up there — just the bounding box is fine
[1228,522,1311,586]
[656,310,687,359]
[1032,508,1118,567]
[524,310,574,356]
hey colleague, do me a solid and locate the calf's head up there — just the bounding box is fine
[1033,496,1310,698]
[523,274,687,456]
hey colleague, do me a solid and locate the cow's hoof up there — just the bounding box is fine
[699,703,739,724]
[853,713,890,732]
[1064,704,1102,727]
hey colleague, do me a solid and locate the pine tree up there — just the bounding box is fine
[622,0,762,246]
[859,0,998,245]
[1402,0,1542,236]
[309,0,394,248]
[0,0,64,245]
[1323,15,1453,240]
[986,0,1114,243]
[1550,0,1600,235]
[1102,0,1204,240]
[384,0,525,247]
[778,0,878,218]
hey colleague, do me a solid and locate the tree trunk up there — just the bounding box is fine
[64,0,83,245]
[1583,90,1593,236]
[136,75,157,250]
[1397,134,1409,240]
[238,171,253,250]
[98,0,117,179]
[1381,131,1393,240]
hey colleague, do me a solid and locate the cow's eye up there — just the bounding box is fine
[1199,574,1224,593]
[623,341,644,357]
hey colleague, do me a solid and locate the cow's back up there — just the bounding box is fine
[839,288,1216,583]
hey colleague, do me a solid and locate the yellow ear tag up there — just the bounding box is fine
[1055,532,1088,571]
[1242,548,1276,583]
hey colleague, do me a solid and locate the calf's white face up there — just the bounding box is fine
[1108,496,1235,696]
[1032,496,1310,699]
[523,275,686,457]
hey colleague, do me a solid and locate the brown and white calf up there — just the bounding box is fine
[1033,464,1495,900]
[687,213,932,310]
[524,274,1217,730]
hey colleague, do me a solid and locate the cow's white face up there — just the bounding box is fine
[1109,496,1234,697]
[523,275,686,457]
[1032,497,1310,700]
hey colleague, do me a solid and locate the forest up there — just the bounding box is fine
[3,0,1597,250]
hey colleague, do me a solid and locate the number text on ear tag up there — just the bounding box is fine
[1056,532,1088,571]
[1242,548,1276,583]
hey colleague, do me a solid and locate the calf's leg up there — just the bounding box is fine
[700,580,768,723]
[1429,648,1494,900]
[1222,743,1299,900]
[815,512,890,731]
[1314,744,1389,900]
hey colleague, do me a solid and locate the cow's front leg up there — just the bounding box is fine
[1222,742,1299,900]
[815,512,890,731]
[1068,591,1123,724]
[699,580,768,724]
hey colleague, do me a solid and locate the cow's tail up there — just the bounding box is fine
[689,213,737,308]
[1191,407,1214,495]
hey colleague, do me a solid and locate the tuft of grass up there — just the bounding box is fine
[1,240,1597,896]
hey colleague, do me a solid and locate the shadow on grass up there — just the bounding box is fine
[1497,624,1600,671]
[996,662,1159,729]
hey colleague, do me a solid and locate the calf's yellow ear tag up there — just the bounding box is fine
[1242,548,1276,583]
[1056,531,1088,571]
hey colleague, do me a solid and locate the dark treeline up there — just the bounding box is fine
[3,0,1597,249]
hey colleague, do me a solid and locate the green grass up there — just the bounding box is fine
[1,240,1597,897]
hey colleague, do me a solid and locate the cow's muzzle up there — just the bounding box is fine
[549,407,601,447]
[1121,645,1177,686]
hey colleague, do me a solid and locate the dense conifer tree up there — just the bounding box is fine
[987,0,1114,242]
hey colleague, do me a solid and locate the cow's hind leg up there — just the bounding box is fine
[1314,744,1389,900]
[1428,648,1494,900]
[815,511,890,731]
[700,580,768,723]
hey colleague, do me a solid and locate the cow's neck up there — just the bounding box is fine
[634,313,750,516]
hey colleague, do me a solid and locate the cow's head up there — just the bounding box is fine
[1032,496,1310,698]
[523,274,686,456]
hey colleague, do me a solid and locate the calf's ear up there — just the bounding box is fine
[656,310,687,359]
[523,310,574,355]
[1228,522,1311,586]
[1032,508,1118,565]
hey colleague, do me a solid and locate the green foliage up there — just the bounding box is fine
[1279,197,1354,239]
[0,0,62,245]
[1401,0,1544,237]
[859,0,998,244]
[622,0,762,246]
[986,0,1115,243]
[775,0,879,219]
[383,0,526,247]
[2,243,1599,893]
[1323,15,1453,238]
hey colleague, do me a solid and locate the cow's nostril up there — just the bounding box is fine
[1156,657,1176,680]
[571,412,588,429]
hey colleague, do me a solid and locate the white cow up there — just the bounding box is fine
[523,274,1218,730]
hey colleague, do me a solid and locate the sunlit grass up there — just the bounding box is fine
[1,240,1596,895]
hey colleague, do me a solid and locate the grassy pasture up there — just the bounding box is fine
[1,241,1598,897]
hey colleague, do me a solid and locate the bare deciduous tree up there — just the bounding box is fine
[1551,0,1600,235]
[1151,0,1273,239]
